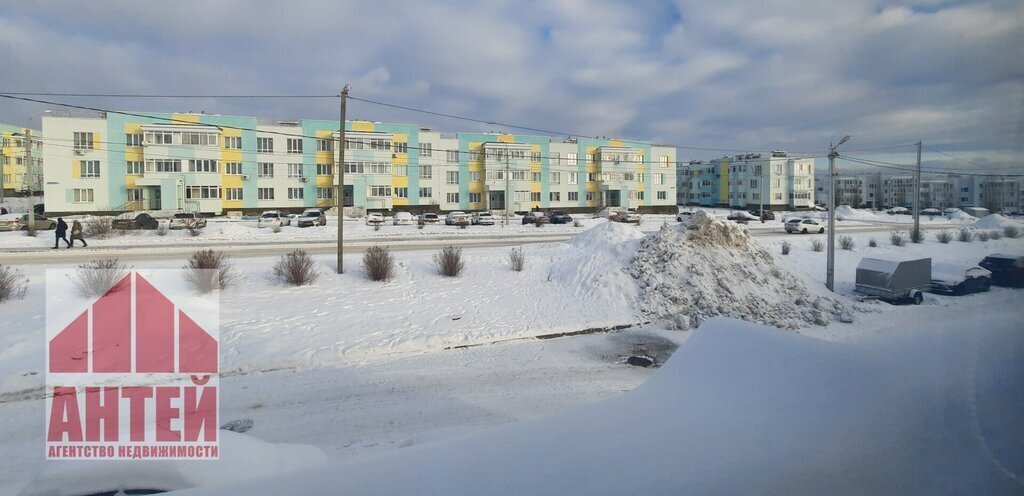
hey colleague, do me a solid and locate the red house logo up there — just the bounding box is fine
[46,271,220,460]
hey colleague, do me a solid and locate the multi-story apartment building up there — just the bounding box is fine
[814,171,1020,213]
[676,151,815,209]
[41,112,676,215]
[957,175,1024,213]
[1,123,43,197]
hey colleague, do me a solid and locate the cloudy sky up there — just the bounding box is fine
[1,0,1020,170]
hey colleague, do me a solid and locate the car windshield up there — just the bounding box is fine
[261,213,278,218]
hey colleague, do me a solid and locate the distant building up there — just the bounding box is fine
[814,171,1022,213]
[677,151,815,210]
[1,123,43,196]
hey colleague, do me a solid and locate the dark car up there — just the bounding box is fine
[548,211,573,224]
[748,209,775,220]
[522,211,549,225]
[112,212,160,230]
[978,254,1024,287]
[727,211,758,224]
[929,264,992,295]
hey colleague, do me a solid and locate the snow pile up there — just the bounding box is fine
[629,211,852,329]
[973,214,1021,230]
[834,205,879,221]
[548,221,644,307]
[947,210,977,222]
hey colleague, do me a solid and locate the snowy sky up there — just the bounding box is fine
[0,0,1020,169]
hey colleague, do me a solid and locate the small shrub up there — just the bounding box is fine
[573,219,583,228]
[781,241,791,255]
[957,228,973,243]
[1004,225,1020,238]
[417,222,425,230]
[184,249,238,294]
[810,239,825,252]
[535,219,544,227]
[187,224,202,237]
[977,231,990,242]
[24,224,38,237]
[273,249,319,286]
[374,223,381,231]
[989,230,1002,240]
[909,227,924,244]
[73,258,130,298]
[433,245,465,277]
[271,224,282,234]
[868,238,878,248]
[0,265,28,302]
[839,235,855,250]
[84,216,114,238]
[156,222,169,236]
[361,245,394,281]
[509,247,526,271]
[935,230,953,244]
[890,231,907,247]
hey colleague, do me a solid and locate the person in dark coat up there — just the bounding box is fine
[54,217,71,249]
[69,219,87,247]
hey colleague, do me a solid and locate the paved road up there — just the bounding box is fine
[0,222,960,265]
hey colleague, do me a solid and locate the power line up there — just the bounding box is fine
[840,155,1024,178]
[0,92,338,99]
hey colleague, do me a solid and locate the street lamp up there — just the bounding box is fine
[826,135,851,292]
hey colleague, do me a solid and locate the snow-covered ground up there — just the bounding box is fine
[1,212,1022,494]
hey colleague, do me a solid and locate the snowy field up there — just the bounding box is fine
[0,212,1022,494]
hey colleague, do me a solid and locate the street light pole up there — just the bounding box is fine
[912,140,922,238]
[22,131,34,232]
[826,135,851,292]
[336,84,349,274]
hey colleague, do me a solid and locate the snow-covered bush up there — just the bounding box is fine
[573,219,583,228]
[271,224,282,234]
[509,246,526,271]
[362,245,394,282]
[909,227,924,244]
[936,230,953,244]
[156,222,169,236]
[977,231,990,242]
[989,230,1002,240]
[839,236,855,250]
[810,239,825,252]
[0,265,28,302]
[434,245,465,277]
[1005,225,1020,238]
[273,249,319,286]
[958,228,973,242]
[890,231,907,247]
[184,249,238,294]
[868,238,877,247]
[73,258,130,298]
[781,241,791,255]
[84,216,114,238]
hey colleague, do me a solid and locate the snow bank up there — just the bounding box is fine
[947,210,978,222]
[834,205,879,221]
[974,214,1021,230]
[548,221,644,311]
[629,211,852,329]
[183,316,1024,496]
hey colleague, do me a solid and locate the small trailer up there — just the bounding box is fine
[855,257,932,305]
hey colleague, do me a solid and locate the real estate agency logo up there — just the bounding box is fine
[45,270,219,460]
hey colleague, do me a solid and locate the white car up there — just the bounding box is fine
[887,207,911,215]
[365,212,385,226]
[258,210,290,228]
[472,212,495,225]
[445,211,471,225]
[296,209,327,228]
[785,218,825,234]
[168,212,207,230]
[393,212,415,225]
[676,210,695,223]
[419,212,440,224]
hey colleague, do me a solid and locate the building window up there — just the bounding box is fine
[446,150,459,163]
[587,173,598,182]
[258,163,274,177]
[659,156,670,168]
[419,143,430,156]
[395,187,408,198]
[568,172,578,185]
[657,191,667,200]
[531,192,541,202]
[530,151,541,162]
[345,162,365,174]
[145,131,173,144]
[368,162,391,174]
[225,162,243,175]
[225,136,242,149]
[394,166,407,177]
[469,192,481,203]
[288,163,303,178]
[147,159,182,172]
[568,191,579,201]
[181,132,217,146]
[185,186,221,199]
[369,185,391,197]
[257,137,274,153]
[79,161,101,178]
[73,132,95,150]
[317,163,333,176]
[226,188,243,201]
[775,192,782,200]
[188,159,219,173]
[446,171,459,185]
[288,187,304,200]
[468,171,481,182]
[286,138,303,154]
[509,171,525,181]
[654,174,664,185]
[126,161,144,175]
[258,187,275,200]
[567,153,578,165]
[344,138,365,150]
[586,191,596,201]
[551,172,561,184]
[316,139,333,152]
[550,192,561,202]
[317,187,333,199]
[446,192,459,203]
[73,188,94,203]
[369,138,391,151]
[419,187,433,198]
[127,188,143,201]
[391,141,406,154]
[420,165,432,179]
[532,172,541,182]
[126,133,143,147]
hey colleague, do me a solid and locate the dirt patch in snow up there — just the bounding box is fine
[628,211,855,330]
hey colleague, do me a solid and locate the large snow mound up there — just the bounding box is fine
[629,211,852,329]
[834,205,879,221]
[184,316,1024,496]
[547,221,644,315]
[947,210,977,222]
[974,214,1021,230]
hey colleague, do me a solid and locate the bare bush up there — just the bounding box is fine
[187,224,202,237]
[890,231,907,247]
[0,265,28,302]
[839,235,855,250]
[271,224,282,234]
[989,230,1002,240]
[73,258,131,298]
[1005,225,1020,238]
[184,249,239,294]
[868,238,877,247]
[909,227,924,244]
[780,241,791,255]
[433,245,465,277]
[84,216,114,238]
[977,231,990,242]
[935,230,953,244]
[273,249,319,286]
[957,228,973,242]
[361,245,395,282]
[509,246,526,271]
[156,222,169,236]
[810,239,825,252]
[573,219,583,228]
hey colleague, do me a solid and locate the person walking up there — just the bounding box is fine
[69,219,87,247]
[53,217,71,249]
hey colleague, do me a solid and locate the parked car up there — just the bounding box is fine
[393,212,415,225]
[419,212,440,225]
[296,209,327,228]
[727,211,759,223]
[676,210,695,222]
[978,254,1024,287]
[943,207,963,218]
[547,211,573,224]
[886,207,911,215]
[747,209,775,220]
[445,211,471,226]
[112,212,159,230]
[920,208,942,217]
[168,212,207,230]
[257,211,290,228]
[365,212,385,226]
[785,218,825,234]
[609,209,641,223]
[929,263,992,295]
[522,211,549,225]
[0,213,57,231]
[287,213,301,223]
[472,211,495,225]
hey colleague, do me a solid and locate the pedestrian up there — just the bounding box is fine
[54,217,71,249]
[69,219,87,247]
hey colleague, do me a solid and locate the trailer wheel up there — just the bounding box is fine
[912,291,923,305]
